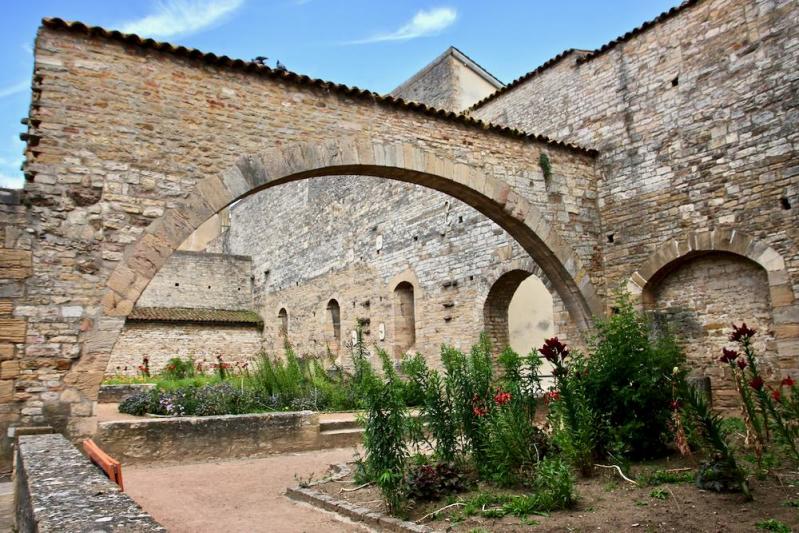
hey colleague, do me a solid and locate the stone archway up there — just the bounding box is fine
[627,229,798,406]
[4,20,606,443]
[59,137,602,432]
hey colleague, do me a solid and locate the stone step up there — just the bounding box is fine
[318,426,364,448]
[319,419,362,432]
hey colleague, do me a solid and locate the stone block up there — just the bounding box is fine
[0,360,19,379]
[0,249,32,279]
[0,318,26,343]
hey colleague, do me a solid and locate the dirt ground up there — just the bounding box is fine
[316,461,799,532]
[125,447,368,533]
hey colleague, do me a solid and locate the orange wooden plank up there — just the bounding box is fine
[83,439,124,491]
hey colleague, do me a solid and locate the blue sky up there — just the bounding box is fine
[0,0,679,188]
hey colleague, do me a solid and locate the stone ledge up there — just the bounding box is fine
[93,410,361,464]
[98,383,155,404]
[286,485,434,533]
[15,433,164,532]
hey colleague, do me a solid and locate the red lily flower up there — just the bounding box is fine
[737,359,747,370]
[494,391,512,405]
[749,376,764,391]
[771,388,782,402]
[730,323,757,342]
[539,337,569,363]
[719,348,739,364]
[781,376,795,388]
[544,390,560,405]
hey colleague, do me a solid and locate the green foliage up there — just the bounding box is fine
[360,370,409,514]
[583,291,684,459]
[546,345,596,476]
[756,519,791,532]
[461,458,575,518]
[637,469,694,486]
[483,347,549,485]
[649,488,669,500]
[538,152,552,183]
[161,357,196,380]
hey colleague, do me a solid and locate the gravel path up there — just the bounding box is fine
[125,447,368,533]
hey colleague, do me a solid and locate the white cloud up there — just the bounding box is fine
[121,0,245,39]
[0,81,28,99]
[0,174,23,189]
[346,7,457,45]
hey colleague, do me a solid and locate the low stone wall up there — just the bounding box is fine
[98,383,155,403]
[15,433,164,532]
[93,411,360,464]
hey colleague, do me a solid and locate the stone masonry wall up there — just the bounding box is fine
[5,21,600,448]
[106,322,263,375]
[649,252,775,408]
[225,175,568,365]
[473,0,799,388]
[136,250,252,310]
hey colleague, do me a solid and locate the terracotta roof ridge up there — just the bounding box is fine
[128,306,263,325]
[39,17,597,157]
[468,0,701,111]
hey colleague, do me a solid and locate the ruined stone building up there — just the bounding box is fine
[0,0,796,466]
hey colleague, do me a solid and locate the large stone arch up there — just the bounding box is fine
[627,229,798,404]
[59,137,602,433]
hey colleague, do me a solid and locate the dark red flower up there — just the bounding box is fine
[472,406,487,417]
[670,400,682,411]
[737,359,747,370]
[719,348,739,364]
[781,376,795,388]
[771,388,782,402]
[494,391,512,405]
[539,337,569,363]
[730,323,757,342]
[749,376,764,391]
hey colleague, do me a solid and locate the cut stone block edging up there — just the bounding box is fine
[98,383,155,403]
[93,410,361,465]
[286,463,435,533]
[15,433,164,532]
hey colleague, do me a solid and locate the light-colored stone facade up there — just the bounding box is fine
[473,0,798,399]
[0,0,796,470]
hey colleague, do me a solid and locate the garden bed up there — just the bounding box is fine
[306,458,799,532]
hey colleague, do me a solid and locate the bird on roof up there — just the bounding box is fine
[276,60,287,71]
[253,56,268,65]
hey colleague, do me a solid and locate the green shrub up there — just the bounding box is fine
[361,371,409,514]
[582,291,683,459]
[161,357,196,380]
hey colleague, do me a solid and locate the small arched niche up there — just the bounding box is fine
[393,282,416,358]
[278,307,289,339]
[326,299,341,355]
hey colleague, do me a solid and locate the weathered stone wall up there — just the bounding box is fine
[136,250,252,310]
[225,175,567,364]
[648,252,776,408]
[4,19,599,448]
[93,411,358,465]
[15,433,164,531]
[473,0,799,387]
[106,322,263,375]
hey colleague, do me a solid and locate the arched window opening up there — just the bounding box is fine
[278,308,288,338]
[327,299,341,354]
[393,282,416,358]
[484,270,555,381]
